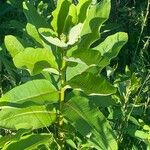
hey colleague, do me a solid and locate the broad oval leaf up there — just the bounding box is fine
[13,47,58,75]
[0,79,59,105]
[63,96,118,150]
[67,72,116,95]
[0,105,56,130]
[4,35,24,57]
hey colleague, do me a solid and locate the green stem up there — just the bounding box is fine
[58,48,66,148]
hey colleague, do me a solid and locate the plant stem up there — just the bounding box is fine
[58,48,66,148]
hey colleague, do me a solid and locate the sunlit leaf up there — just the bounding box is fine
[0,79,59,105]
[63,96,118,150]
[0,105,56,130]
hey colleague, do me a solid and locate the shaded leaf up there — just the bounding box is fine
[77,0,92,23]
[0,129,31,148]
[2,133,54,150]
[23,1,48,28]
[67,72,116,95]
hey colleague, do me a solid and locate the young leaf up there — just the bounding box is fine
[63,4,77,34]
[0,105,56,130]
[4,35,24,57]
[67,23,83,46]
[63,96,118,150]
[51,0,71,35]
[26,23,43,46]
[67,72,116,95]
[0,79,59,105]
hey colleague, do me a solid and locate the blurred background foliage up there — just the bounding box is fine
[0,0,149,149]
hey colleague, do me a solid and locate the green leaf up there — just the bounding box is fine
[0,79,59,105]
[26,23,43,46]
[51,0,71,35]
[67,72,116,95]
[4,35,24,57]
[2,133,54,150]
[23,1,48,28]
[77,0,92,23]
[39,28,67,48]
[40,23,83,48]
[79,0,111,49]
[72,48,102,66]
[0,129,31,148]
[63,4,77,34]
[94,32,128,69]
[13,47,58,75]
[63,96,118,150]
[67,23,83,46]
[0,105,56,130]
[89,95,117,107]
[66,58,89,81]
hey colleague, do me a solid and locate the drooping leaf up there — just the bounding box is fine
[2,133,54,150]
[23,1,48,28]
[0,79,59,105]
[63,96,118,150]
[13,47,58,75]
[70,32,128,71]
[94,32,128,69]
[79,0,111,49]
[4,35,24,57]
[51,0,71,35]
[0,105,56,130]
[67,72,116,95]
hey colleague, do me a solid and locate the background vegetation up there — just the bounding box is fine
[0,0,149,149]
